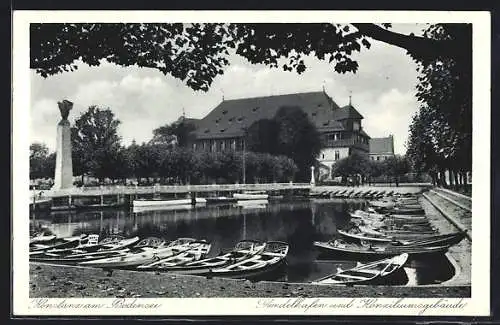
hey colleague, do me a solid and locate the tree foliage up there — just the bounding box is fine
[29,143,55,179]
[245,118,280,154]
[331,151,371,181]
[405,24,471,188]
[31,23,466,92]
[245,106,322,181]
[406,104,470,187]
[382,155,409,186]
[151,117,197,147]
[71,106,122,181]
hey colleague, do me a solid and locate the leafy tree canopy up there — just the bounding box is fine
[245,106,322,181]
[30,143,55,179]
[331,151,371,178]
[71,106,122,181]
[151,117,197,147]
[31,23,468,92]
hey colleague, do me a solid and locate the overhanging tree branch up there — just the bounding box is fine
[351,23,457,60]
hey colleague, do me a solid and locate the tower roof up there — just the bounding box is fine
[336,104,364,120]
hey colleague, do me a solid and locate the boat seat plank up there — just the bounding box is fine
[355,268,383,275]
[336,274,370,280]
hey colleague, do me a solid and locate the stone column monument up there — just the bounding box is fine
[53,100,74,190]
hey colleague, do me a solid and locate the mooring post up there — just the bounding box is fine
[32,189,36,211]
[100,194,104,207]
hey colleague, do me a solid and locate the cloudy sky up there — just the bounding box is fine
[30,23,426,155]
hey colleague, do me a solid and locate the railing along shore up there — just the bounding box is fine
[45,183,313,197]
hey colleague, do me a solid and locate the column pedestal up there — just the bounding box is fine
[53,120,73,190]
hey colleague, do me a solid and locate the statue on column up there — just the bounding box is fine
[58,100,73,121]
[53,99,74,190]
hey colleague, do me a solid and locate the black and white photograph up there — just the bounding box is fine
[12,11,490,316]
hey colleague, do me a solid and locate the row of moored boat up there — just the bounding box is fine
[30,235,289,279]
[311,194,466,285]
[30,194,466,285]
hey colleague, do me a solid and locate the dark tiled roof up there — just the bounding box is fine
[369,136,394,155]
[337,105,364,120]
[183,118,200,126]
[193,91,364,139]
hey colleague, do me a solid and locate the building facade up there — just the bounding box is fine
[369,135,395,161]
[190,91,371,178]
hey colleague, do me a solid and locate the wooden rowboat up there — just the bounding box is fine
[161,240,266,275]
[233,193,269,200]
[137,241,212,270]
[132,198,207,207]
[351,210,427,221]
[30,234,89,252]
[338,228,466,247]
[30,233,57,244]
[78,237,198,269]
[312,253,409,285]
[314,239,449,259]
[29,236,141,263]
[208,241,289,279]
[37,235,139,256]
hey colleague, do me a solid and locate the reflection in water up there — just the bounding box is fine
[31,199,454,285]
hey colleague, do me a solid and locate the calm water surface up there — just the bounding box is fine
[30,199,455,285]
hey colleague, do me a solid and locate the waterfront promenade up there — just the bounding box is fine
[43,183,312,198]
[38,182,433,198]
[31,183,433,211]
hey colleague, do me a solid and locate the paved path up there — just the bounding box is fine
[420,190,471,286]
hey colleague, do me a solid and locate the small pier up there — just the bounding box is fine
[310,184,432,199]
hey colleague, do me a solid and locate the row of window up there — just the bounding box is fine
[322,133,369,143]
[370,155,391,161]
[193,138,242,152]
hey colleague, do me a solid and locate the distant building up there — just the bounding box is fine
[369,135,395,161]
[189,91,371,178]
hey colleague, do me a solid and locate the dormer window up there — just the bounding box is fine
[252,106,260,112]
[204,129,210,133]
[323,121,329,126]
[222,110,228,115]
[311,112,317,117]
[220,129,226,133]
[237,116,245,122]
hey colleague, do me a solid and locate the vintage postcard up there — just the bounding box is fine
[12,10,490,316]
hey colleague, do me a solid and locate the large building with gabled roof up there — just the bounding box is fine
[369,135,395,161]
[189,90,371,179]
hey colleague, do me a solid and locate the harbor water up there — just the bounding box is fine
[30,198,455,285]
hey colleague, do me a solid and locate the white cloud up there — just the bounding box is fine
[362,88,419,154]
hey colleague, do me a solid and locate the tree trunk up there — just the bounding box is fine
[453,171,459,188]
[439,170,447,187]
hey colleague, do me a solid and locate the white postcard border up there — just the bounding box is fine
[12,10,491,316]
